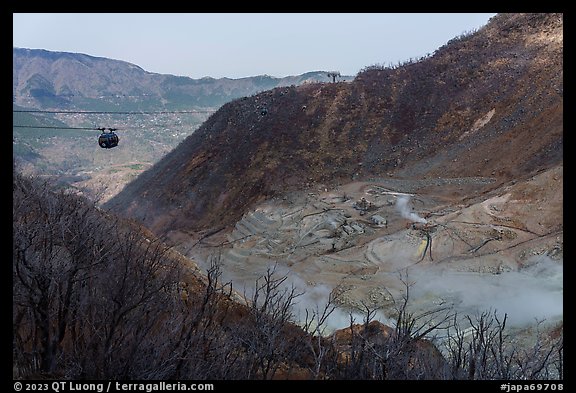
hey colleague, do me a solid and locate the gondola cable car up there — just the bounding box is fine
[98,127,119,149]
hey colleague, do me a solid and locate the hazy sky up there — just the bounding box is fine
[13,13,496,79]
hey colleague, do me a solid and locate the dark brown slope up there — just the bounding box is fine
[105,13,563,235]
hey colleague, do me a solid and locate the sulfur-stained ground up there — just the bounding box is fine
[172,164,562,335]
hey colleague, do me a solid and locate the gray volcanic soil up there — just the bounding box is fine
[169,165,563,334]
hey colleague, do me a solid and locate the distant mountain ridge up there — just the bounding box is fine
[13,47,352,111]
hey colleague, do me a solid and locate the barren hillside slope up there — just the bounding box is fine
[106,13,562,239]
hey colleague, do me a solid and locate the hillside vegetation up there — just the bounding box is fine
[105,13,562,235]
[13,13,563,380]
[13,48,350,202]
[13,170,562,380]
[13,47,349,111]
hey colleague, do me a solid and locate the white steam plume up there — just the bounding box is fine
[407,255,563,327]
[396,195,427,223]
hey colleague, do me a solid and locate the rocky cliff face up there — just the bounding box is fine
[105,13,562,236]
